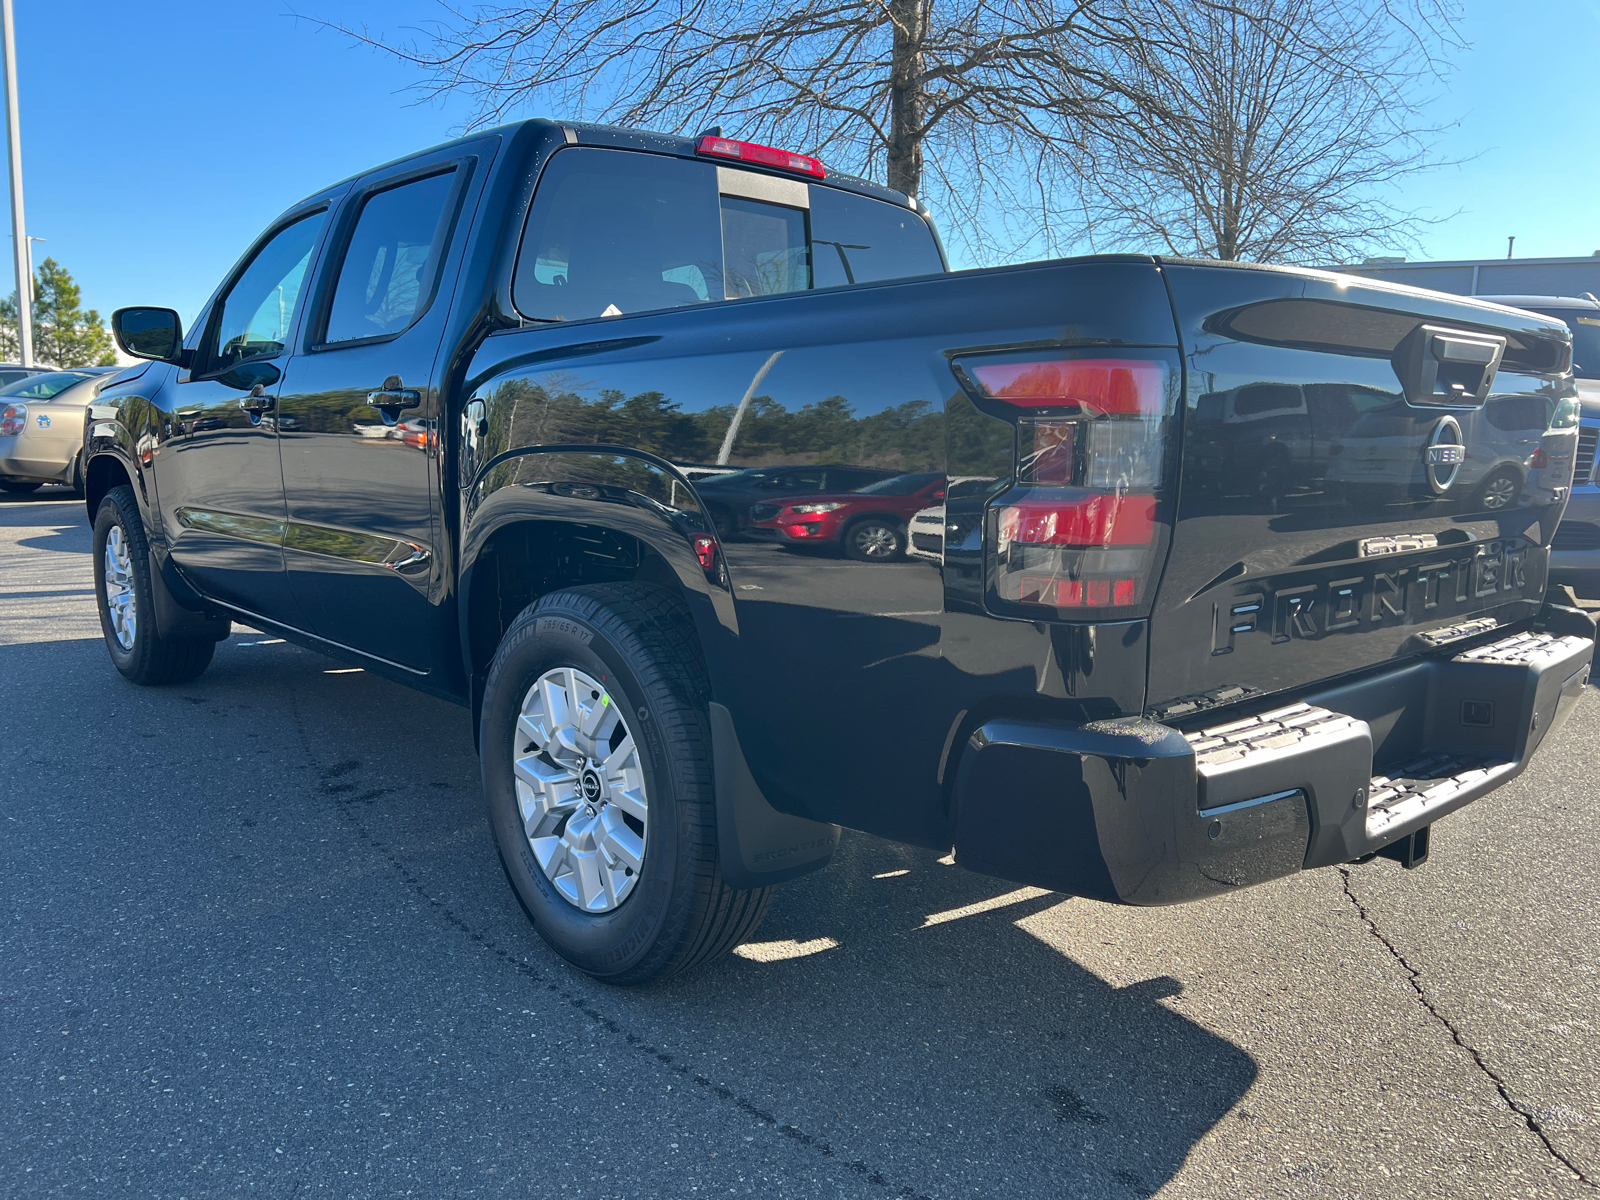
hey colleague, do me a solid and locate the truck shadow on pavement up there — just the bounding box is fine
[0,491,90,554]
[2,620,1257,1200]
[670,835,1257,1199]
[234,636,1255,1198]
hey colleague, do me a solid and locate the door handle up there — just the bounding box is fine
[367,374,422,410]
[238,384,275,414]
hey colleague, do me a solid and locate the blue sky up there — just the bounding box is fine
[13,0,1600,326]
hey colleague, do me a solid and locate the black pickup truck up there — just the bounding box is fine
[86,120,1593,984]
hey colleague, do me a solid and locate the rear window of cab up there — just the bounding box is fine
[512,147,943,322]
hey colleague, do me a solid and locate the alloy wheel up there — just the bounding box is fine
[1481,473,1517,510]
[103,525,137,650]
[852,522,900,559]
[512,666,648,913]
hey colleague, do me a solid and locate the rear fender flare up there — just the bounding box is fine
[460,445,740,705]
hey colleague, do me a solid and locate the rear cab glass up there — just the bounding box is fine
[512,147,943,322]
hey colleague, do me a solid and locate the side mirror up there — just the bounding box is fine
[112,307,186,364]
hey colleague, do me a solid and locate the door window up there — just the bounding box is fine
[208,211,327,373]
[323,170,457,344]
[514,149,724,321]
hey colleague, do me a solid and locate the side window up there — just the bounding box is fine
[1485,394,1551,432]
[323,170,457,344]
[720,197,808,298]
[514,148,723,321]
[810,186,943,288]
[207,210,327,373]
[1231,383,1302,418]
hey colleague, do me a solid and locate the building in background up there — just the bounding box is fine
[1334,254,1600,299]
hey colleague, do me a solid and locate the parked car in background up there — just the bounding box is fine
[695,462,897,537]
[1323,386,1554,513]
[746,470,945,559]
[906,503,944,563]
[894,477,999,565]
[0,367,121,494]
[0,362,49,388]
[1479,295,1600,596]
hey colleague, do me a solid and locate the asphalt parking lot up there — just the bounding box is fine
[3,490,1598,1199]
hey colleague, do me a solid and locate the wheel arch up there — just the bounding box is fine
[84,452,134,524]
[459,447,740,724]
[840,507,911,531]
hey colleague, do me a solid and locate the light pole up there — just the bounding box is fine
[0,0,29,368]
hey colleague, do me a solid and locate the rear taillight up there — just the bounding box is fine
[0,403,27,437]
[695,135,826,179]
[955,352,1178,619]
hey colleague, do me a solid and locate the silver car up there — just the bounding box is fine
[1478,296,1600,597]
[0,367,121,494]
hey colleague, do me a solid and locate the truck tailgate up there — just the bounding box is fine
[1146,263,1577,720]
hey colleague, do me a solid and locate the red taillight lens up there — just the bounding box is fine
[693,535,719,570]
[998,494,1156,547]
[1530,447,1548,469]
[967,358,1166,414]
[695,135,826,179]
[955,352,1177,618]
[0,403,26,437]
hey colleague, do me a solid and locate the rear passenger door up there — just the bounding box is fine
[274,142,491,672]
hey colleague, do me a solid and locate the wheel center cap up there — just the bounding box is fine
[580,769,603,803]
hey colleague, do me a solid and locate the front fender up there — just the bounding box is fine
[84,364,168,531]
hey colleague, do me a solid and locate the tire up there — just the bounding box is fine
[480,582,773,985]
[1471,466,1520,512]
[843,516,905,561]
[92,485,217,686]
[67,453,84,499]
[0,480,42,494]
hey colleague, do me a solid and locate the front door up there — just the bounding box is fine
[157,206,330,625]
[275,148,485,672]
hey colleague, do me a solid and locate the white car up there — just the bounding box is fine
[0,368,121,495]
[906,503,945,563]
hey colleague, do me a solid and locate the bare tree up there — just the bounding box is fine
[1067,0,1463,264]
[321,0,1164,258]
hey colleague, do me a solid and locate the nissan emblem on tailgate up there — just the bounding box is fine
[1425,415,1465,493]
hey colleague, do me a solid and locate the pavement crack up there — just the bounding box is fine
[1339,867,1595,1189]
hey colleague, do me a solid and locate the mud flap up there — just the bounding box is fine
[149,550,232,643]
[709,702,839,888]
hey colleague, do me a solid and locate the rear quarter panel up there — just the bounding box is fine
[461,257,1177,845]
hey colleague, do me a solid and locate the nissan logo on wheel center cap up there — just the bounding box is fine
[1424,415,1465,494]
[580,769,602,803]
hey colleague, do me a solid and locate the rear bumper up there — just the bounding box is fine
[953,605,1595,904]
[0,440,74,482]
[746,519,842,544]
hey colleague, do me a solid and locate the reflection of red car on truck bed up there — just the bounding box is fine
[746,471,946,560]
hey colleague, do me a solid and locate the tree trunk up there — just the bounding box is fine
[886,0,926,198]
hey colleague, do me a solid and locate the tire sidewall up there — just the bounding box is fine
[480,607,690,980]
[92,490,146,677]
[846,516,903,561]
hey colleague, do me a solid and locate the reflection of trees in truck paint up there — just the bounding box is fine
[481,376,946,472]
